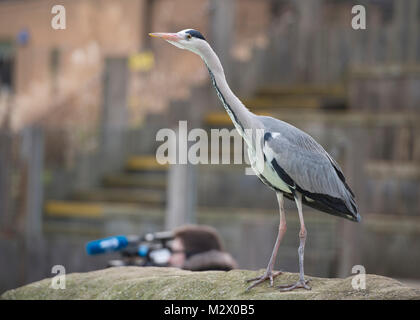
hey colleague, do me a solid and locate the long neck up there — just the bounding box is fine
[199,44,255,137]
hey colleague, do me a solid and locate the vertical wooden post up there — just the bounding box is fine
[209,0,235,83]
[407,0,419,63]
[21,126,44,238]
[0,90,12,230]
[19,127,47,285]
[337,126,366,277]
[388,1,405,63]
[294,0,322,82]
[141,0,154,51]
[0,125,13,230]
[100,57,129,173]
[0,130,12,229]
[165,127,197,230]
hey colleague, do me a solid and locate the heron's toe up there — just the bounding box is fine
[277,278,311,292]
[245,270,283,291]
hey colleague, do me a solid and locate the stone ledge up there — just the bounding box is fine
[2,267,419,300]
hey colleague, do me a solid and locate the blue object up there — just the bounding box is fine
[86,236,129,255]
[138,245,149,257]
[17,29,30,46]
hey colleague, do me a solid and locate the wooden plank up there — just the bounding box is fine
[243,96,322,109]
[256,85,346,97]
[365,161,420,179]
[126,155,168,171]
[45,200,103,218]
[44,200,162,219]
[102,173,167,189]
[71,188,165,205]
[350,64,420,78]
[204,110,420,127]
[205,111,273,127]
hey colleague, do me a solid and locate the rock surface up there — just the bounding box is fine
[2,267,420,300]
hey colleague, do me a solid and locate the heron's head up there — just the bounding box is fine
[149,29,208,56]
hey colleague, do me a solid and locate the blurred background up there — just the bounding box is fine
[1,0,420,294]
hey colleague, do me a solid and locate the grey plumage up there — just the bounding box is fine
[258,115,360,222]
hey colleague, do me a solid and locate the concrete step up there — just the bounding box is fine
[70,188,165,205]
[102,172,167,189]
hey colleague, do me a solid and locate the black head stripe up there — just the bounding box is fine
[186,29,206,41]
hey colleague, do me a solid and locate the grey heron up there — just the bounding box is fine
[150,29,361,291]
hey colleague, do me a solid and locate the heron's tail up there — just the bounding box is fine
[291,191,361,222]
[343,188,361,222]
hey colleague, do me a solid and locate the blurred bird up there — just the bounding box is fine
[150,29,361,291]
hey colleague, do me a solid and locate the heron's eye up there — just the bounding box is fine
[186,34,192,40]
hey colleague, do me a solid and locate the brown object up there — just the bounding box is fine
[174,224,225,257]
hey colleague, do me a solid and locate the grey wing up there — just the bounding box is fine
[260,116,359,221]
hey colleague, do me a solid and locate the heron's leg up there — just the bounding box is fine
[277,192,311,291]
[246,192,286,291]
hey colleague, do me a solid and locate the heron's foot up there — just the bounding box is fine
[277,278,311,292]
[246,270,283,291]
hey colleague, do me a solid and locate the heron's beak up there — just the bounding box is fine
[149,33,181,42]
